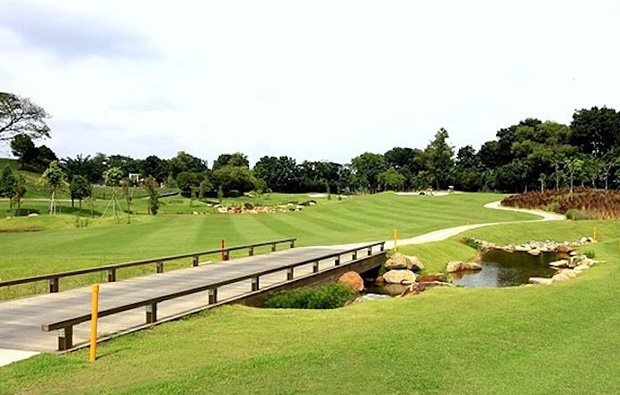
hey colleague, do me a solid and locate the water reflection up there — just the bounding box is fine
[451,250,558,287]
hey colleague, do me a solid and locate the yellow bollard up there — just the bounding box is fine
[593,227,597,242]
[89,284,100,363]
[393,228,398,252]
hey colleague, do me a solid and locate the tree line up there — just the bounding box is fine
[2,92,620,204]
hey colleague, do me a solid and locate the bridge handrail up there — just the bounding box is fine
[0,238,296,291]
[41,241,386,350]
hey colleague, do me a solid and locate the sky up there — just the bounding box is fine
[1,0,620,166]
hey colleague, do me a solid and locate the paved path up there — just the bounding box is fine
[0,200,564,366]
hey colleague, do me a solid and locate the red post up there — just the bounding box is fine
[221,239,226,261]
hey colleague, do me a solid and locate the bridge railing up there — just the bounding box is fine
[0,238,296,294]
[42,241,385,351]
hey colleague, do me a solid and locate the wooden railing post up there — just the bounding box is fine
[107,268,116,282]
[367,247,372,256]
[249,246,254,256]
[312,261,319,273]
[208,288,218,304]
[49,278,59,293]
[146,303,157,324]
[58,326,73,351]
[271,243,276,252]
[380,243,385,252]
[290,240,295,248]
[157,261,164,273]
[352,250,358,261]
[335,255,341,266]
[251,276,259,292]
[223,251,230,261]
[192,256,199,267]
[287,267,294,281]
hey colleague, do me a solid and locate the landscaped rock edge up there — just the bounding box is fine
[529,254,603,285]
[464,236,596,255]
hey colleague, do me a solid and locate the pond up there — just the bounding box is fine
[450,249,559,287]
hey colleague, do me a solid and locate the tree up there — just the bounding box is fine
[121,178,132,223]
[199,179,213,199]
[350,153,387,193]
[143,177,159,215]
[177,172,199,197]
[69,175,91,210]
[253,156,299,192]
[425,128,454,190]
[582,157,603,188]
[0,92,50,141]
[103,167,124,221]
[0,166,17,210]
[10,134,37,169]
[212,153,249,170]
[39,161,66,215]
[13,174,26,216]
[169,151,208,178]
[378,168,405,191]
[61,154,92,181]
[570,106,620,155]
[565,158,584,195]
[140,155,169,183]
[213,165,254,195]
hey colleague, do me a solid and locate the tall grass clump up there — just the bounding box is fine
[265,284,357,309]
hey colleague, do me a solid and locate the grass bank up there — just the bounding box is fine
[1,219,619,394]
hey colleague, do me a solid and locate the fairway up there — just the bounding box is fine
[2,220,619,394]
[0,193,535,284]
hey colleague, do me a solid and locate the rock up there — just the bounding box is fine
[549,259,569,268]
[375,275,385,284]
[575,264,590,271]
[27,213,39,217]
[385,253,409,270]
[446,261,482,273]
[515,245,530,252]
[527,249,541,256]
[402,282,437,297]
[559,269,577,278]
[404,255,424,271]
[353,294,392,303]
[502,246,515,253]
[417,273,444,283]
[529,277,553,285]
[337,271,364,292]
[557,245,573,254]
[552,272,571,282]
[383,269,417,285]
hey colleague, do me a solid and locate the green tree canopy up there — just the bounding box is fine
[0,92,50,142]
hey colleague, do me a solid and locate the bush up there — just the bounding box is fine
[265,284,357,309]
[565,209,599,221]
[584,250,597,259]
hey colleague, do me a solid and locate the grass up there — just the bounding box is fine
[0,193,534,288]
[1,220,619,394]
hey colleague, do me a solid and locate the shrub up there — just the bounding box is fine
[265,283,357,309]
[565,209,599,221]
[584,250,597,259]
[462,236,480,250]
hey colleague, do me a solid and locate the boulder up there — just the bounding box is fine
[559,269,577,278]
[402,282,437,297]
[375,275,385,284]
[529,277,553,285]
[337,271,364,292]
[383,269,417,285]
[417,273,444,283]
[527,249,541,256]
[385,253,409,270]
[27,213,39,217]
[557,245,573,254]
[502,246,515,253]
[549,259,569,268]
[446,261,482,273]
[552,273,570,282]
[404,255,424,271]
[575,264,590,271]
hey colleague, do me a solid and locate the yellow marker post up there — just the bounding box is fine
[89,284,100,363]
[393,228,398,252]
[593,227,597,242]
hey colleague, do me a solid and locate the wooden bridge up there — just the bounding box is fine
[0,239,386,353]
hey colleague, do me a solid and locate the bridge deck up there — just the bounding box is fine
[0,246,365,353]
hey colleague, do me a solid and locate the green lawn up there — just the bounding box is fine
[2,220,620,394]
[0,193,534,288]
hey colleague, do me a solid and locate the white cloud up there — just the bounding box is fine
[1,0,619,165]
